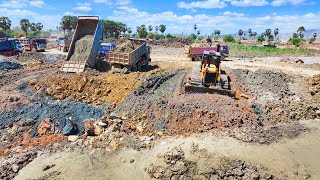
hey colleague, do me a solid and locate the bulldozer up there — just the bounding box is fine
[185,50,236,97]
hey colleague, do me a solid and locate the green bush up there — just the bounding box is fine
[189,33,197,40]
[223,35,235,42]
[165,33,175,39]
[289,38,304,46]
[257,36,264,42]
[309,37,316,44]
[155,34,165,40]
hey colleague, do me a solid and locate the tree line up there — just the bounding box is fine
[0,16,44,38]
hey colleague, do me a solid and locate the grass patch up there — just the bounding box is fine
[227,43,320,57]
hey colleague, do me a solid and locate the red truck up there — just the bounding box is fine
[0,37,14,56]
[188,44,229,61]
[19,38,47,52]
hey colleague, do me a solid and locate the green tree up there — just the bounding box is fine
[20,19,30,37]
[155,26,159,33]
[248,29,252,39]
[265,29,272,41]
[297,26,305,38]
[0,16,11,33]
[223,35,235,42]
[214,30,221,37]
[60,16,77,38]
[136,25,148,38]
[148,25,153,32]
[274,28,279,40]
[197,30,200,37]
[159,24,166,34]
[189,33,197,40]
[313,32,317,38]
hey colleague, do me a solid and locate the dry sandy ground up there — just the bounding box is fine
[15,119,320,180]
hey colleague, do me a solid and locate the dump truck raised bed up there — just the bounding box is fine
[188,44,229,61]
[108,38,151,72]
[61,16,103,73]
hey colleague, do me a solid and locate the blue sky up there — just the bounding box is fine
[0,0,319,35]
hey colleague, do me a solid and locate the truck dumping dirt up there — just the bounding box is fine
[69,35,94,62]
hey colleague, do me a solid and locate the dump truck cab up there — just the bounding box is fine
[98,43,116,59]
[8,38,23,54]
[0,37,14,56]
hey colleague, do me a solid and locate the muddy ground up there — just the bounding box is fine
[0,45,319,179]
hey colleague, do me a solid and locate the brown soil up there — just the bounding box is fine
[30,66,177,105]
[69,35,94,62]
[306,74,320,102]
[0,93,29,111]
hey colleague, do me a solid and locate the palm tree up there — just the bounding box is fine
[193,24,197,34]
[148,25,153,32]
[238,29,243,41]
[292,33,299,38]
[0,16,11,34]
[265,29,272,41]
[216,30,221,36]
[155,26,159,33]
[36,23,43,32]
[20,19,30,37]
[30,23,37,35]
[248,29,252,39]
[274,28,279,40]
[127,27,132,37]
[197,30,200,36]
[159,24,166,35]
[297,26,305,38]
[313,33,317,38]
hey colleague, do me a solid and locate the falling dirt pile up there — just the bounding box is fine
[146,146,275,179]
[69,35,93,62]
[113,40,136,53]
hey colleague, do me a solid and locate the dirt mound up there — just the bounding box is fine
[307,74,320,102]
[229,123,308,144]
[116,70,258,135]
[0,99,104,137]
[159,38,191,48]
[113,40,136,53]
[233,69,293,100]
[0,61,22,70]
[146,146,275,179]
[17,52,46,62]
[69,35,93,62]
[0,150,38,179]
[0,93,30,111]
[30,71,143,105]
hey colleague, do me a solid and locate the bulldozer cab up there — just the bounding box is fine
[201,50,221,69]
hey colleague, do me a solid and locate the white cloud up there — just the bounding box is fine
[107,6,320,34]
[223,11,244,16]
[0,0,28,9]
[229,0,268,7]
[178,0,227,9]
[271,0,306,6]
[93,0,131,5]
[73,3,92,12]
[30,0,44,7]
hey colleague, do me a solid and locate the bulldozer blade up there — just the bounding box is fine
[185,83,236,97]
